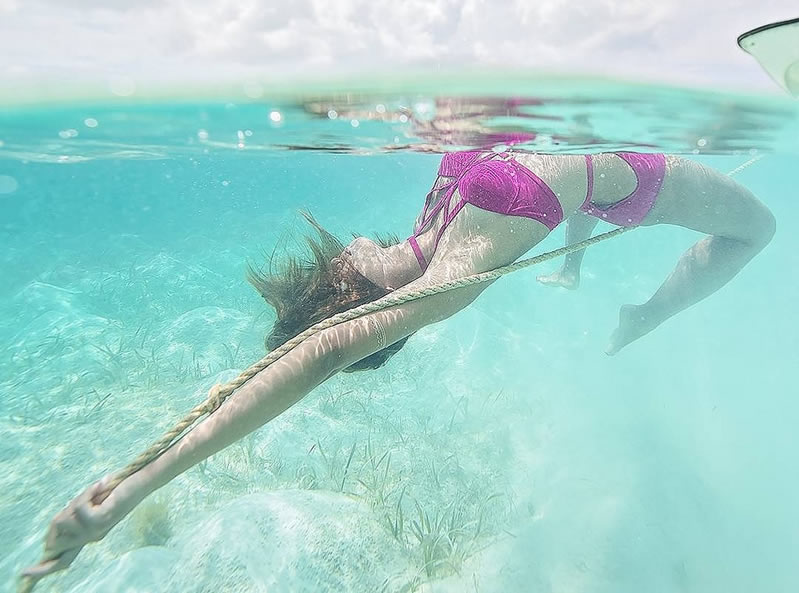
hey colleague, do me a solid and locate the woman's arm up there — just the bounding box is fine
[537,212,598,289]
[344,236,427,290]
[111,270,488,507]
[22,269,489,585]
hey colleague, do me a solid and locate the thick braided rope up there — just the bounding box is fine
[17,156,764,593]
[91,153,761,503]
[724,154,763,178]
[92,225,631,502]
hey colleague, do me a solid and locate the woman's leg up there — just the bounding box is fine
[607,157,776,355]
[537,213,599,289]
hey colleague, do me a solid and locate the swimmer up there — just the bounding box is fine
[22,149,775,586]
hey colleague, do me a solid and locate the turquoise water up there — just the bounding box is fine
[2,84,798,593]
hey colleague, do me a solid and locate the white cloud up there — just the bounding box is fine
[0,0,796,91]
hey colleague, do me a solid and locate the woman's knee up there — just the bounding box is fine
[714,179,775,250]
[746,199,776,250]
[659,158,776,250]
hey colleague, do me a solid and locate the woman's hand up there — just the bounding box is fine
[21,477,121,587]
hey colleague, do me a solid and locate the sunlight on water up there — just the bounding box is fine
[1,80,798,164]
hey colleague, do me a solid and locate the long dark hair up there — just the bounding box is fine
[247,212,409,372]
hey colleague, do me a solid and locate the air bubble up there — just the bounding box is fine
[109,76,136,97]
[269,110,282,123]
[375,104,386,114]
[197,129,209,140]
[327,109,338,120]
[84,118,98,128]
[351,119,360,128]
[697,138,707,147]
[243,82,264,99]
[413,101,432,114]
[0,175,18,194]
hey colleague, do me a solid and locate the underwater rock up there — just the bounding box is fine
[172,490,410,592]
[12,281,84,317]
[129,496,173,548]
[65,546,176,593]
[63,490,411,593]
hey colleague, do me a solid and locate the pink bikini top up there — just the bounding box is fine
[407,150,666,272]
[408,150,564,271]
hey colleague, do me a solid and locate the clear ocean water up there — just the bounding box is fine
[2,80,798,593]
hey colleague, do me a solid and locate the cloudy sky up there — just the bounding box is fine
[0,0,796,94]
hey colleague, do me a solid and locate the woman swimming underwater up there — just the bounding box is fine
[22,149,775,584]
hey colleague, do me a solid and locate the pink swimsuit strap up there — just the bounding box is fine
[437,150,487,177]
[409,151,494,270]
[409,150,564,271]
[580,152,666,226]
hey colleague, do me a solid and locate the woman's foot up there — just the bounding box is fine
[537,269,580,290]
[606,304,660,356]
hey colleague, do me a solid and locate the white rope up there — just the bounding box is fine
[726,153,765,177]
